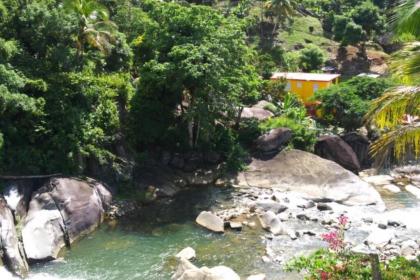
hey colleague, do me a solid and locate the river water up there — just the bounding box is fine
[1,185,418,280]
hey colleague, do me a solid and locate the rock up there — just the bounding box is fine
[405,185,420,199]
[383,184,401,193]
[241,107,274,121]
[176,247,196,261]
[196,211,224,233]
[317,203,332,211]
[22,177,111,262]
[228,222,242,231]
[233,150,384,207]
[365,230,394,248]
[258,211,286,235]
[255,200,287,213]
[253,100,274,110]
[362,175,394,186]
[341,132,371,169]
[400,240,418,257]
[315,135,361,173]
[255,128,292,152]
[207,266,240,280]
[247,274,266,280]
[0,197,28,277]
[378,223,387,229]
[171,258,240,280]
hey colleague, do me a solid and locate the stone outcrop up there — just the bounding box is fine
[0,197,28,278]
[255,128,292,153]
[232,149,384,207]
[196,211,224,233]
[22,177,112,262]
[315,135,361,173]
[241,107,274,121]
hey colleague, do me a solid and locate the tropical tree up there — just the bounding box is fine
[63,0,117,57]
[264,0,298,34]
[365,0,420,166]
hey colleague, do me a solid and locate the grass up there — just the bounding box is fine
[277,15,336,51]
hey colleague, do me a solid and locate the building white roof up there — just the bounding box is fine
[271,72,341,82]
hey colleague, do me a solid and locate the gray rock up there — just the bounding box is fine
[406,185,420,199]
[255,200,287,213]
[0,197,28,277]
[171,258,240,280]
[258,211,287,235]
[317,203,332,211]
[362,175,394,186]
[228,222,242,231]
[256,128,292,152]
[233,150,384,208]
[22,178,111,262]
[378,224,387,229]
[383,184,401,193]
[365,230,394,248]
[196,211,224,233]
[241,107,274,121]
[176,247,196,261]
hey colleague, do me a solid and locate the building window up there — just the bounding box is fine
[297,81,302,88]
[286,82,291,91]
[313,83,319,92]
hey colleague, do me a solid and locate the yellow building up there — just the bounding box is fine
[271,72,340,103]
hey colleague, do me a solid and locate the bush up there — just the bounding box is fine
[286,215,420,280]
[260,116,317,151]
[299,44,326,72]
[261,79,287,101]
[314,77,393,131]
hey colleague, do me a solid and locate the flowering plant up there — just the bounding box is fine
[321,214,348,253]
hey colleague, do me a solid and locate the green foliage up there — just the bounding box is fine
[350,1,385,37]
[341,21,367,46]
[260,116,317,151]
[130,1,261,155]
[261,79,287,101]
[315,77,393,131]
[298,44,326,72]
[286,249,420,280]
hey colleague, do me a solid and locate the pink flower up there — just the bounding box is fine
[321,230,344,251]
[338,215,348,226]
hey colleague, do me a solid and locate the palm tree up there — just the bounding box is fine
[63,0,117,58]
[264,0,297,34]
[365,0,419,166]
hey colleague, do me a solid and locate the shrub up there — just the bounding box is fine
[260,116,317,151]
[299,44,326,72]
[261,79,287,101]
[286,215,420,280]
[314,77,393,131]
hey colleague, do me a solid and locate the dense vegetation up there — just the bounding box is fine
[0,0,418,181]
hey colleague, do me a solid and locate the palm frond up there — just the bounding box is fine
[390,0,420,39]
[365,86,420,128]
[370,124,420,166]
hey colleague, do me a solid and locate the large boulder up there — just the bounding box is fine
[241,107,274,121]
[22,177,111,262]
[172,258,240,280]
[0,197,28,277]
[232,149,384,207]
[341,132,371,169]
[196,211,224,233]
[315,135,361,173]
[256,128,292,152]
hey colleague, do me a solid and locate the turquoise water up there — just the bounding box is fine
[23,187,284,280]
[29,221,273,280]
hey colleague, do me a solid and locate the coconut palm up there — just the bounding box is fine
[389,0,420,84]
[365,0,419,166]
[63,0,117,57]
[264,0,297,34]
